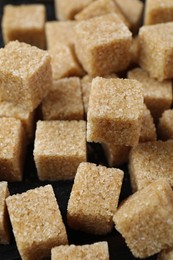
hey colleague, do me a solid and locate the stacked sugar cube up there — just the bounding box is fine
[1,0,173,260]
[0,40,52,182]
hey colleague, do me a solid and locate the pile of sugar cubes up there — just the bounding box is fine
[1,0,173,259]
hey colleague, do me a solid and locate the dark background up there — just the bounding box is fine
[0,0,156,260]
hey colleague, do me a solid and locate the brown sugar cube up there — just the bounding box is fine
[129,140,173,192]
[42,77,84,120]
[0,101,35,142]
[139,22,173,81]
[114,0,144,33]
[158,110,173,141]
[113,179,173,258]
[75,0,129,28]
[0,182,10,244]
[6,185,68,260]
[49,45,84,81]
[46,22,84,80]
[0,41,52,111]
[34,120,86,181]
[139,104,157,143]
[128,68,172,122]
[52,242,109,260]
[46,21,77,50]
[144,0,173,25]
[2,5,46,49]
[158,248,173,260]
[0,118,26,182]
[67,162,124,235]
[55,0,93,20]
[74,14,132,76]
[87,77,143,146]
[102,104,156,167]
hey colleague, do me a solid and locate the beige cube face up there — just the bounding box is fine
[75,14,132,76]
[55,0,93,20]
[2,5,46,49]
[6,185,68,260]
[113,179,173,258]
[144,0,173,25]
[46,21,77,50]
[81,74,118,117]
[0,118,26,182]
[128,68,172,121]
[87,77,143,146]
[67,162,124,235]
[51,242,109,260]
[34,120,86,181]
[139,23,173,81]
[158,109,173,141]
[0,182,10,244]
[49,45,84,81]
[129,140,173,192]
[42,78,84,121]
[0,41,52,111]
